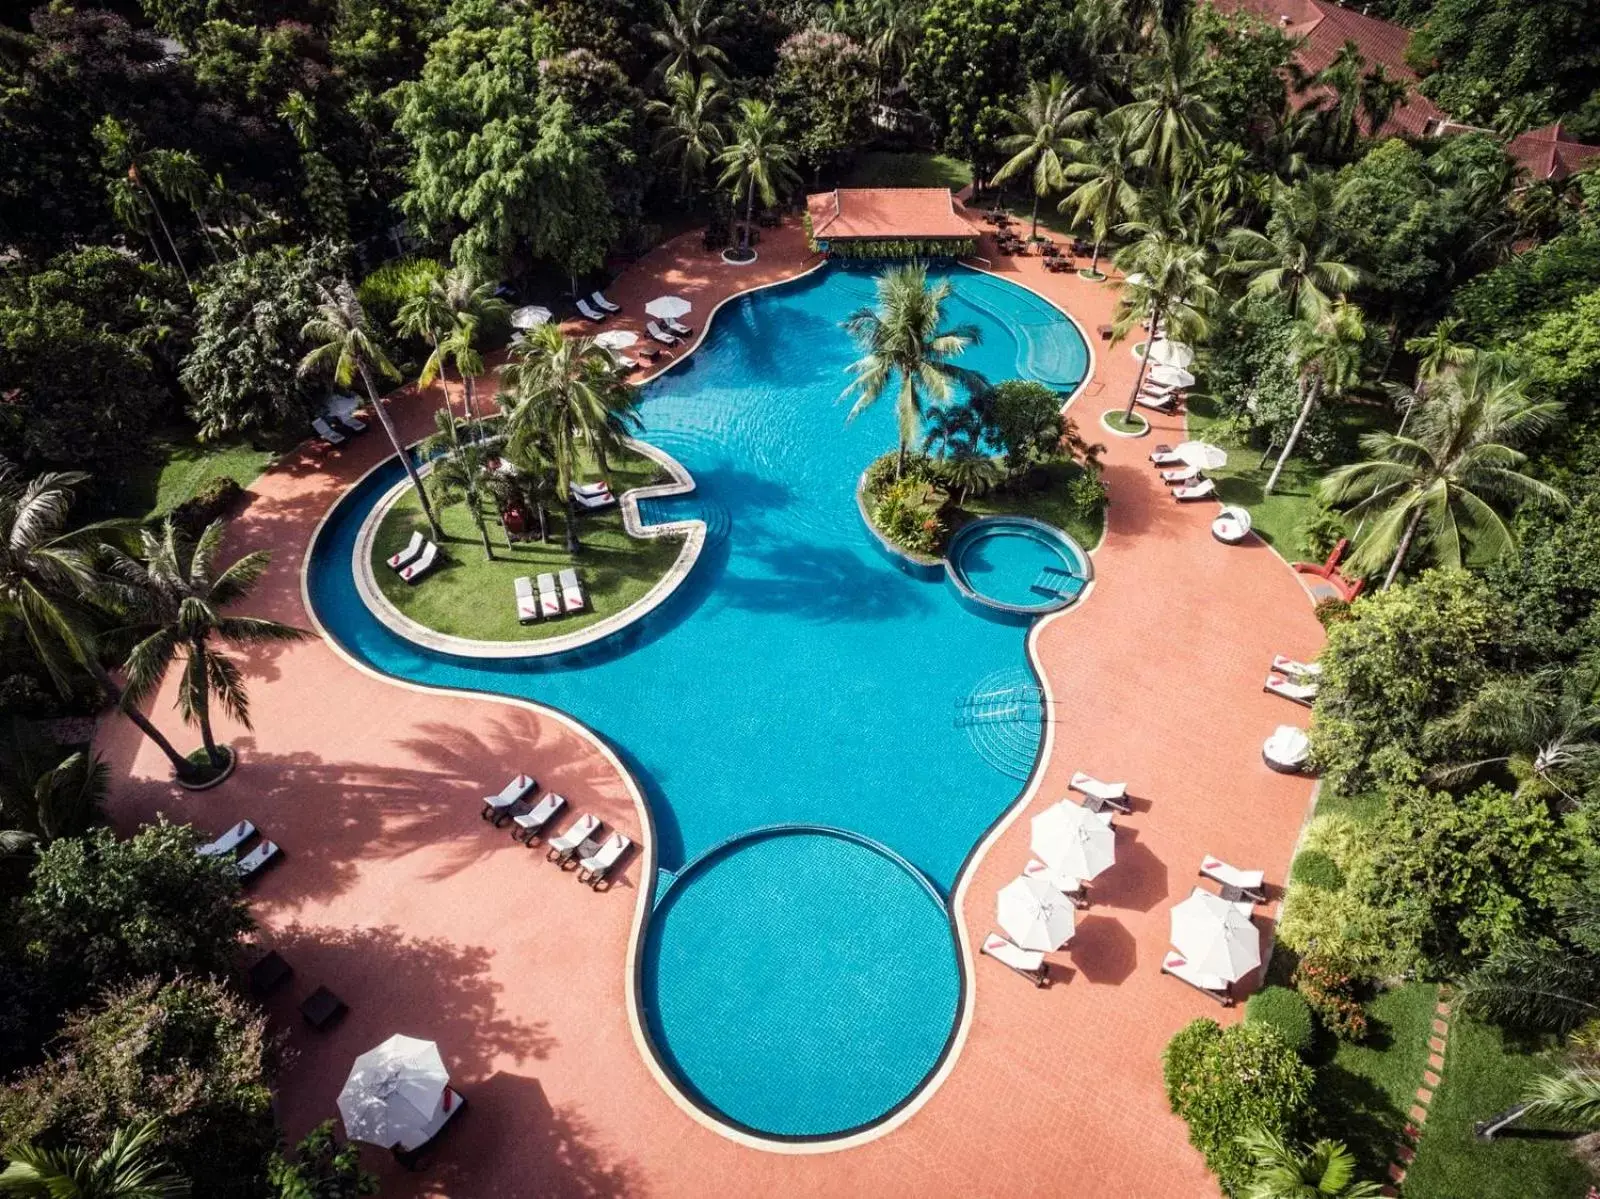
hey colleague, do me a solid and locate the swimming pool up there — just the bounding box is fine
[305,263,1091,1139]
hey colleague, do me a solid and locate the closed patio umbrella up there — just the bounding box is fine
[1174,441,1228,471]
[1149,364,1196,389]
[511,305,552,330]
[1030,800,1116,883]
[338,1035,450,1149]
[1169,889,1260,982]
[593,329,638,349]
[997,874,1076,952]
[645,295,692,320]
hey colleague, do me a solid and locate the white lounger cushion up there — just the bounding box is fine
[982,932,1045,973]
[1069,772,1126,801]
[1150,449,1183,465]
[1265,672,1318,701]
[198,820,256,857]
[515,575,539,623]
[312,417,346,444]
[578,832,631,874]
[591,291,620,312]
[570,487,616,509]
[576,299,605,321]
[647,321,678,345]
[572,480,611,498]
[400,541,439,582]
[1173,479,1217,500]
[558,568,585,613]
[548,813,600,854]
[514,792,566,830]
[388,530,425,571]
[1162,949,1227,992]
[237,840,279,878]
[485,774,536,810]
[665,317,691,336]
[1201,856,1265,892]
[537,573,562,618]
[1271,655,1322,678]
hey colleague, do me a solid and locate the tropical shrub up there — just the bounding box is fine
[981,379,1064,472]
[268,1120,380,1198]
[1246,987,1316,1057]
[357,254,444,343]
[1065,468,1109,525]
[863,450,933,499]
[1293,950,1370,1042]
[1289,848,1345,892]
[168,475,243,539]
[1163,1019,1314,1195]
[872,475,944,555]
[1451,224,1600,343]
[819,237,978,260]
[1299,502,1348,561]
[1277,814,1390,970]
[1313,597,1352,627]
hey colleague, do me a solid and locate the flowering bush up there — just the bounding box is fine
[1294,951,1370,1042]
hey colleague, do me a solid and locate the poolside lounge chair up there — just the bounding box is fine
[1135,391,1179,413]
[511,792,567,844]
[1271,655,1322,680]
[515,576,539,624]
[572,480,611,498]
[333,412,367,436]
[664,317,692,338]
[481,774,537,825]
[591,290,621,313]
[577,832,632,888]
[647,321,679,346]
[1069,772,1131,814]
[981,932,1049,987]
[1149,447,1184,466]
[576,298,606,322]
[611,353,639,371]
[1172,479,1217,502]
[570,485,616,510]
[312,417,347,446]
[558,568,586,613]
[197,819,256,858]
[237,840,281,882]
[1160,465,1200,485]
[1264,672,1317,706]
[1200,856,1267,904]
[1023,858,1090,909]
[537,573,562,619]
[400,540,440,583]
[1161,950,1232,1005]
[547,813,601,865]
[388,530,426,572]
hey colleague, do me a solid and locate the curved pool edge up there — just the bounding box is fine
[945,516,1096,622]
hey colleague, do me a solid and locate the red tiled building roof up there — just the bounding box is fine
[1506,122,1600,183]
[806,188,979,240]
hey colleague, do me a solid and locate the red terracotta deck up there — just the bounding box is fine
[102,220,1323,1197]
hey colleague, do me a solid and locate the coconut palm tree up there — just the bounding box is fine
[107,518,307,772]
[95,119,189,285]
[146,148,221,266]
[647,0,730,87]
[840,264,983,476]
[1059,128,1140,278]
[922,402,985,457]
[422,408,497,561]
[1319,356,1568,588]
[0,1120,188,1198]
[1234,1127,1383,1199]
[396,265,507,428]
[857,0,920,97]
[1264,300,1370,494]
[1221,177,1361,321]
[935,451,1002,506]
[1405,317,1477,397]
[716,99,801,255]
[648,70,729,203]
[1110,232,1214,421]
[0,464,198,781]
[300,281,442,539]
[990,75,1097,241]
[1113,18,1216,185]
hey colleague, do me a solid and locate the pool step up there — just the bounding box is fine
[1030,566,1084,599]
[956,669,1046,781]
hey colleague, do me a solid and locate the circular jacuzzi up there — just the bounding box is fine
[946,516,1092,621]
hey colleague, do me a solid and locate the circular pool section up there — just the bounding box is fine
[947,517,1091,617]
[642,827,959,1139]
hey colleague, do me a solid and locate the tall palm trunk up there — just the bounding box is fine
[1383,506,1425,590]
[358,361,442,538]
[564,495,581,554]
[1088,237,1103,277]
[1265,372,1322,494]
[142,183,190,287]
[536,500,549,543]
[88,660,197,781]
[188,635,224,768]
[1029,191,1041,241]
[743,175,757,250]
[1123,300,1160,420]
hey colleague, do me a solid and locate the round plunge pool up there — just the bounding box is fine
[946,517,1092,619]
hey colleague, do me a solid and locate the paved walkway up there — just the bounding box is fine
[102,220,1323,1197]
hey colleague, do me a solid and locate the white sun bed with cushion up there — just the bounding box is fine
[558,568,585,613]
[197,820,256,857]
[312,416,347,445]
[577,832,632,887]
[387,530,425,571]
[237,840,280,881]
[1149,446,1183,466]
[537,573,562,619]
[572,480,611,498]
[481,773,537,824]
[576,298,606,322]
[1068,772,1130,814]
[515,576,539,624]
[1271,655,1322,679]
[1173,479,1217,502]
[1135,391,1179,413]
[981,932,1048,986]
[546,813,601,865]
[591,290,620,313]
[1161,950,1232,1005]
[570,486,616,510]
[664,316,692,337]
[511,792,566,843]
[647,321,679,346]
[1200,856,1267,903]
[1023,858,1090,908]
[1160,465,1200,485]
[1264,672,1318,706]
[400,540,439,583]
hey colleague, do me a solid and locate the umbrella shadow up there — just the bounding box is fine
[1067,914,1138,985]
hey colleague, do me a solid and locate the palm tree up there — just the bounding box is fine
[990,75,1096,241]
[1235,1127,1383,1199]
[716,99,801,255]
[922,402,985,457]
[418,266,508,428]
[1459,867,1600,1033]
[0,1120,189,1198]
[1059,128,1139,278]
[422,409,497,561]
[1221,177,1361,322]
[146,149,221,266]
[300,281,443,539]
[107,519,306,771]
[1404,317,1476,397]
[94,119,189,285]
[857,0,920,98]
[1264,300,1369,494]
[647,70,729,203]
[1521,1069,1600,1130]
[935,451,1002,506]
[840,264,982,475]
[1114,19,1216,185]
[647,0,730,87]
[0,464,197,781]
[1110,232,1214,421]
[1319,356,1568,588]
[0,717,107,854]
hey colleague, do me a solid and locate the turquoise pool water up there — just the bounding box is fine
[950,519,1089,611]
[305,263,1089,1138]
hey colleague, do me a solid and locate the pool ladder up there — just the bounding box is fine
[956,675,1046,781]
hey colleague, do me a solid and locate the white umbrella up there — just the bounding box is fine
[1149,364,1196,389]
[511,305,552,330]
[1124,272,1148,287]
[1169,890,1260,982]
[997,874,1076,952]
[1030,801,1116,883]
[338,1035,450,1149]
[593,329,638,349]
[1146,339,1194,369]
[1175,441,1228,471]
[645,295,692,320]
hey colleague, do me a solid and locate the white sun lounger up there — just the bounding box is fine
[1023,858,1090,908]
[237,840,280,881]
[1264,672,1318,706]
[197,819,256,858]
[547,813,601,865]
[515,576,539,624]
[400,540,439,583]
[481,773,537,825]
[664,317,692,338]
[590,290,621,313]
[572,480,611,498]
[558,568,585,613]
[388,530,426,571]
[1162,950,1232,1005]
[577,831,632,887]
[1271,655,1322,680]
[1200,856,1267,903]
[576,298,606,322]
[537,573,562,619]
[647,321,678,346]
[1069,772,1130,814]
[981,932,1049,986]
[1173,479,1217,502]
[1160,465,1200,485]
[512,791,566,843]
[570,485,616,509]
[312,416,347,446]
[1135,391,1179,413]
[1149,446,1184,466]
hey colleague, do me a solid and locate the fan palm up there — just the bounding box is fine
[1110,231,1215,420]
[1059,128,1139,278]
[1264,300,1369,494]
[716,99,801,253]
[422,408,498,561]
[1114,19,1216,185]
[647,0,730,87]
[1221,177,1361,321]
[990,75,1096,241]
[301,281,442,539]
[648,70,729,203]
[107,518,307,770]
[1319,357,1568,588]
[0,1120,189,1198]
[1235,1127,1383,1199]
[840,264,983,476]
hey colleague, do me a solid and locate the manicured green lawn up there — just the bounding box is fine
[373,448,685,642]
[840,151,973,192]
[105,428,281,522]
[962,460,1106,550]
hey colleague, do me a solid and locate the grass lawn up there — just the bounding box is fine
[105,427,283,522]
[840,151,973,191]
[962,460,1106,550]
[373,448,685,643]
